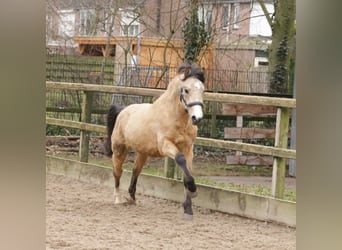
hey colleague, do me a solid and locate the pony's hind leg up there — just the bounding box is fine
[128,153,148,202]
[112,147,128,204]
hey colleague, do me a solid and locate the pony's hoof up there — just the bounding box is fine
[114,199,125,204]
[114,195,125,204]
[183,213,193,220]
[125,196,136,205]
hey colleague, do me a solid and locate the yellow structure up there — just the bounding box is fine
[74,36,213,69]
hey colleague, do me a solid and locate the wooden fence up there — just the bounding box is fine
[46,81,296,199]
[223,104,278,166]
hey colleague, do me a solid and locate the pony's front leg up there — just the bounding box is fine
[176,153,197,219]
[183,149,197,197]
[183,188,194,220]
[175,152,197,196]
[180,151,197,220]
[160,140,197,218]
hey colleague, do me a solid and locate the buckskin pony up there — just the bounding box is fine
[105,63,205,219]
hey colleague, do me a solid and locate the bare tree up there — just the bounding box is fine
[257,0,296,94]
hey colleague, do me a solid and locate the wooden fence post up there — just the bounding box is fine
[289,77,296,176]
[210,102,218,138]
[235,115,243,157]
[271,107,290,199]
[210,83,218,138]
[79,91,93,162]
[164,157,175,178]
[289,106,296,176]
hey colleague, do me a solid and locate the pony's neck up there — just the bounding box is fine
[154,76,190,123]
[156,76,180,103]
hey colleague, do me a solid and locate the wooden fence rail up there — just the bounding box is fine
[46,81,296,199]
[46,117,295,159]
[46,81,296,107]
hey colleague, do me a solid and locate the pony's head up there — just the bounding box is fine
[177,63,205,125]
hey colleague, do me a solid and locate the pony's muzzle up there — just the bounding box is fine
[190,105,203,125]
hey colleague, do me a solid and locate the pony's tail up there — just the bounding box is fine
[105,104,123,157]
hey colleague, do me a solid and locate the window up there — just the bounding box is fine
[222,4,230,28]
[101,8,114,33]
[233,3,240,29]
[58,10,75,37]
[120,10,139,36]
[255,50,268,58]
[46,14,57,41]
[255,50,269,67]
[122,25,139,36]
[198,5,212,31]
[79,9,96,36]
[254,57,269,67]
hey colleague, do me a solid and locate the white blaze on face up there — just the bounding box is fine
[189,80,204,122]
[190,105,203,121]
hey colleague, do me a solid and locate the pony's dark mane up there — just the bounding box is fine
[177,62,205,83]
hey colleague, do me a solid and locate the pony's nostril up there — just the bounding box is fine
[191,116,202,125]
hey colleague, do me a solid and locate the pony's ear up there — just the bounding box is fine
[177,63,192,80]
[179,73,186,80]
[177,62,205,83]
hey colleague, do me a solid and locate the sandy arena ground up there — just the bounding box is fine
[46,174,296,250]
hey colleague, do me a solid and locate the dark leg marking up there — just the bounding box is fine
[183,195,193,215]
[176,152,197,217]
[114,175,120,188]
[128,153,147,201]
[183,176,197,193]
[175,153,197,193]
[175,153,191,177]
[128,174,138,200]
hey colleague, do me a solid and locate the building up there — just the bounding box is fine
[46,0,274,92]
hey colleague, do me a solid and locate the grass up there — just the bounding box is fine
[196,178,296,202]
[47,151,296,202]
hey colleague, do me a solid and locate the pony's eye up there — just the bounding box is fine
[184,89,189,94]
